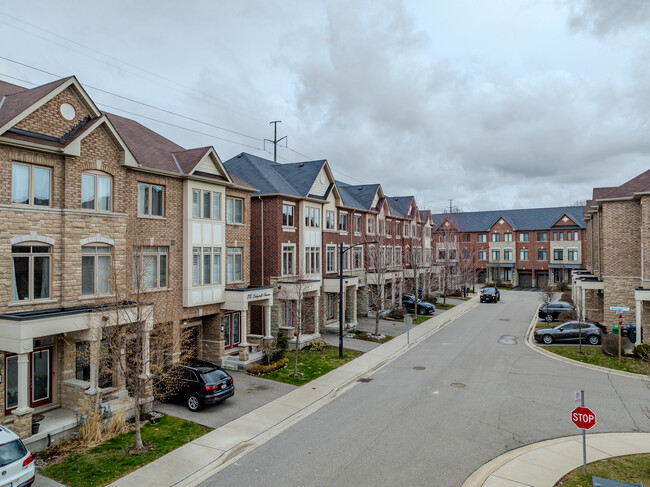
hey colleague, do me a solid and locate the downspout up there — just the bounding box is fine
[258,196,264,285]
[597,212,601,277]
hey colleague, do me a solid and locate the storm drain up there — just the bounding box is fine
[451,382,466,388]
[357,377,373,383]
[412,366,426,370]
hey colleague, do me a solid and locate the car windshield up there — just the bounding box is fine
[0,439,27,467]
[483,288,495,293]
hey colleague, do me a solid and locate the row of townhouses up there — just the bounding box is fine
[0,75,613,446]
[575,170,650,346]
[432,207,587,289]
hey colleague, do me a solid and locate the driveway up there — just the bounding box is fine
[153,370,296,429]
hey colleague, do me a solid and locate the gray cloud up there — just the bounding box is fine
[566,0,650,36]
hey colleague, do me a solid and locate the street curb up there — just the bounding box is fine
[461,432,650,487]
[524,313,647,381]
[109,296,480,487]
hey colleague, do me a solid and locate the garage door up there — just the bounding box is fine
[536,271,548,289]
[518,272,532,288]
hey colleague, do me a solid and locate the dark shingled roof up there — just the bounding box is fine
[336,182,382,211]
[386,196,415,219]
[224,152,326,197]
[105,111,185,173]
[173,146,212,174]
[432,206,586,232]
[0,77,72,130]
[598,169,650,200]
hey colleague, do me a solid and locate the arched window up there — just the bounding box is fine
[81,171,112,211]
[12,244,51,301]
[81,245,112,295]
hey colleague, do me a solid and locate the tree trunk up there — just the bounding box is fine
[133,391,143,450]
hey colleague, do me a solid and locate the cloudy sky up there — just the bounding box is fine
[2,0,649,213]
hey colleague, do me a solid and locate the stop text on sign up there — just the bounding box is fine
[571,406,596,430]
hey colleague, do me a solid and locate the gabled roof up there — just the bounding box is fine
[597,170,650,201]
[419,210,431,223]
[336,182,383,211]
[224,152,330,198]
[432,206,586,232]
[0,77,73,131]
[386,196,415,219]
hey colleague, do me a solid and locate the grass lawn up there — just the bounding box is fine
[542,346,649,375]
[261,346,363,386]
[436,303,456,310]
[39,415,208,487]
[396,315,431,325]
[556,453,650,486]
[535,322,555,330]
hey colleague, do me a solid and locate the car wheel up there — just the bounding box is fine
[545,314,553,323]
[187,393,203,412]
[588,335,600,345]
[542,335,553,345]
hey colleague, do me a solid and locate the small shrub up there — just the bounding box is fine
[425,294,437,304]
[601,334,632,357]
[246,357,289,375]
[308,339,327,351]
[633,343,650,360]
[558,310,577,322]
[447,289,462,297]
[388,306,406,319]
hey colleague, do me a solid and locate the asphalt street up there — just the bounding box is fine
[199,290,650,487]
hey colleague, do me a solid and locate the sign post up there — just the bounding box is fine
[571,390,596,476]
[610,306,630,366]
[405,315,412,345]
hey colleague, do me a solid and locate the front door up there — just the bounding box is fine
[223,312,241,351]
[4,346,53,415]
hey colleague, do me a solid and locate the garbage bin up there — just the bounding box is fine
[629,325,637,343]
[612,325,619,335]
[621,326,629,338]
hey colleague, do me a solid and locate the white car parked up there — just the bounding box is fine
[0,425,35,487]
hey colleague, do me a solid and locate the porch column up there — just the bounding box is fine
[11,353,33,439]
[581,287,586,321]
[314,296,320,334]
[142,326,151,378]
[239,309,249,346]
[352,285,358,319]
[86,340,101,395]
[398,280,403,303]
[15,353,31,412]
[264,305,273,339]
[636,301,642,346]
[391,281,396,306]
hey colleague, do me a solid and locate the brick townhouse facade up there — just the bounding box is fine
[0,77,268,442]
[578,170,650,345]
[432,207,586,289]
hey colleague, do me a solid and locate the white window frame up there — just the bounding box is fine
[227,247,243,282]
[191,247,221,286]
[325,210,336,230]
[282,244,295,276]
[134,246,169,290]
[282,204,295,227]
[11,244,52,301]
[520,248,529,261]
[81,171,112,211]
[339,212,348,232]
[137,183,165,217]
[326,245,337,273]
[226,197,243,224]
[568,248,578,262]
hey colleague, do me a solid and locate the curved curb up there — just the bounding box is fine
[462,432,650,487]
[524,312,647,381]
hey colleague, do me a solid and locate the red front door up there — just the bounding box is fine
[4,346,53,415]
[223,312,241,351]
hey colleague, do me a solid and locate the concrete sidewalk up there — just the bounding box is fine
[462,432,650,487]
[107,297,478,487]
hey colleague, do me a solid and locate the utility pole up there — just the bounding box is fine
[265,121,287,162]
[449,199,453,214]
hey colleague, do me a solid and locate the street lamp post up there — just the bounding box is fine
[339,240,378,358]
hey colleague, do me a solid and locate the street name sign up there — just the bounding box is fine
[572,406,596,430]
[609,306,630,312]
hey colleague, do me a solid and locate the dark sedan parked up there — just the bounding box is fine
[538,301,576,322]
[164,359,235,411]
[534,321,606,345]
[402,294,436,315]
[480,287,500,303]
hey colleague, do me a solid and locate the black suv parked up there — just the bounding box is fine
[165,359,234,411]
[538,301,576,322]
[402,294,436,315]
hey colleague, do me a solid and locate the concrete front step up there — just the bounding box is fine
[219,351,264,371]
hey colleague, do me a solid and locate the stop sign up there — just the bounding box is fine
[571,406,596,429]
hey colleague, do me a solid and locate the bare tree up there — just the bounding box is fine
[367,235,392,336]
[277,273,315,377]
[538,285,557,324]
[94,242,189,453]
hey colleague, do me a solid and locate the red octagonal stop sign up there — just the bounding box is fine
[571,406,596,429]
